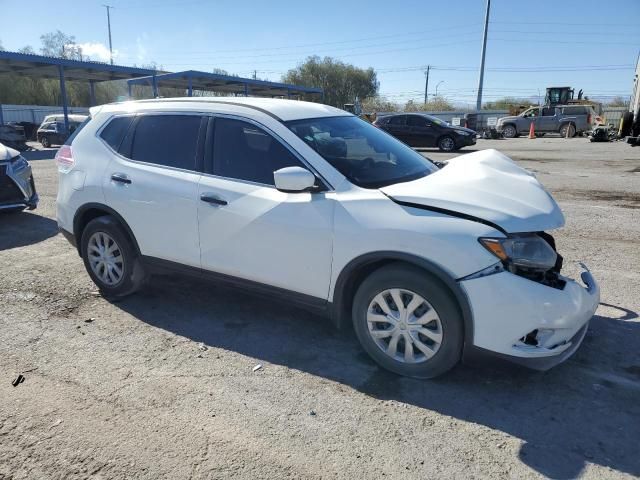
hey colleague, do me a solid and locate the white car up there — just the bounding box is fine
[56,98,600,378]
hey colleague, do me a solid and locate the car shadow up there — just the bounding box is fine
[114,274,640,479]
[0,212,58,250]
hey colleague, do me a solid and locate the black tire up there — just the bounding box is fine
[501,124,517,138]
[559,123,576,138]
[80,215,147,298]
[352,263,464,378]
[438,135,457,152]
[40,136,50,148]
[536,132,545,137]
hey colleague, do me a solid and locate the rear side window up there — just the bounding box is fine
[389,116,406,126]
[100,116,134,151]
[213,118,303,185]
[562,106,586,115]
[128,115,202,170]
[541,107,556,117]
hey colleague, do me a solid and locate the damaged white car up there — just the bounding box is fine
[56,98,600,378]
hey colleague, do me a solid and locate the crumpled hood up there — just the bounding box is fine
[0,142,20,162]
[381,149,565,233]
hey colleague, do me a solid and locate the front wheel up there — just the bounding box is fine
[352,264,464,378]
[501,124,517,138]
[438,136,456,152]
[80,216,147,298]
[40,136,50,148]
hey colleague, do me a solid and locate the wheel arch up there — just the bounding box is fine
[330,251,474,346]
[73,203,140,256]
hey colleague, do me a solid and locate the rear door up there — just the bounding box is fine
[386,115,408,142]
[537,107,560,132]
[406,115,435,147]
[102,113,205,267]
[197,116,334,299]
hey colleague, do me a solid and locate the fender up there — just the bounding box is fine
[330,251,474,347]
[73,202,141,256]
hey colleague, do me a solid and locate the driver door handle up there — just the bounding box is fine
[200,193,228,206]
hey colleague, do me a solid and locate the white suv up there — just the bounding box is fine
[56,98,600,378]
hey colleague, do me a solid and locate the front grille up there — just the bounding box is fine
[0,165,25,204]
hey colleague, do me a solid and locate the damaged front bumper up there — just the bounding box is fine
[0,159,38,211]
[461,263,600,370]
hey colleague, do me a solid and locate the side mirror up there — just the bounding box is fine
[274,166,318,193]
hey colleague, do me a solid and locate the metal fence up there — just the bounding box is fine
[600,106,628,127]
[0,104,90,125]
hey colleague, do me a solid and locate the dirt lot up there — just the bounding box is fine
[1,137,639,479]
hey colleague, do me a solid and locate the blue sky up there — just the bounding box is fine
[1,0,638,106]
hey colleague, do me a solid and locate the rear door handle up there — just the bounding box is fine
[111,173,131,184]
[200,193,228,206]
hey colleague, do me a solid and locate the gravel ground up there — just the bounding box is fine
[1,137,639,479]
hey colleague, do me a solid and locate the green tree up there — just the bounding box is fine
[482,97,534,110]
[361,96,399,113]
[404,96,455,112]
[282,56,379,107]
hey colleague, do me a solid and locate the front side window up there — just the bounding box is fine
[389,115,406,126]
[213,118,303,185]
[407,116,427,127]
[129,115,201,170]
[287,116,437,189]
[522,108,539,118]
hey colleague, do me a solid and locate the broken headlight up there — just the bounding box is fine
[479,234,557,272]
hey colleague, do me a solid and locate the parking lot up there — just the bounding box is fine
[1,137,639,479]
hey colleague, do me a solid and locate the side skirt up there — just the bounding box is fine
[141,256,330,317]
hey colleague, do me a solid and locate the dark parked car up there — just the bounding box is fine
[373,114,477,151]
[37,120,84,148]
[0,142,38,212]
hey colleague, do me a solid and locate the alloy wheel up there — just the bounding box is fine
[367,288,443,364]
[87,231,124,286]
[439,137,455,151]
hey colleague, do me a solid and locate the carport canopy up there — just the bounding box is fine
[126,70,323,99]
[0,51,157,133]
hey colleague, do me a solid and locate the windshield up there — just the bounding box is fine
[287,116,437,189]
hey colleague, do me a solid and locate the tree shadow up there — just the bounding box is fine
[114,274,640,479]
[0,212,58,250]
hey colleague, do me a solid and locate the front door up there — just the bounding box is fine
[197,116,334,299]
[102,113,205,268]
[406,115,436,147]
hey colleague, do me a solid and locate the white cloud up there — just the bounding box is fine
[77,42,117,62]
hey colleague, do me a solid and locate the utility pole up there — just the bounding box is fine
[424,66,430,104]
[475,0,490,111]
[253,70,257,80]
[103,5,114,65]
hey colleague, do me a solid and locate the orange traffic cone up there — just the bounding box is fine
[528,122,536,139]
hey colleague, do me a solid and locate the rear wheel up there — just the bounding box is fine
[501,124,517,138]
[80,216,147,298]
[438,136,456,152]
[352,264,464,378]
[560,123,576,138]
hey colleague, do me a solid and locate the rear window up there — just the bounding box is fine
[128,115,202,171]
[100,116,134,151]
